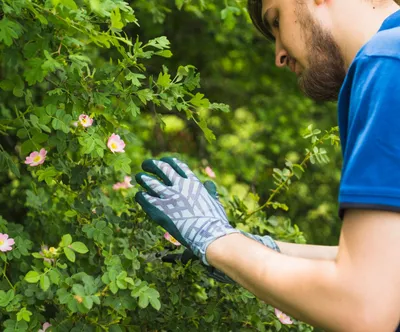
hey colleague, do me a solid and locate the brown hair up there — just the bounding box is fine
[247,0,400,39]
[247,0,274,40]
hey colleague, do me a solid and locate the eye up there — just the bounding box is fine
[272,16,280,29]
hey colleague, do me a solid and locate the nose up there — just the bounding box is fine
[275,40,289,68]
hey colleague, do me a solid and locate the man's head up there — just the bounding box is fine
[248,0,399,102]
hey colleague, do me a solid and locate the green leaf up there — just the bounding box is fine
[25,271,40,283]
[138,292,149,308]
[82,296,93,309]
[64,247,76,262]
[0,290,14,307]
[61,234,72,247]
[70,242,89,254]
[105,153,131,173]
[24,58,47,86]
[52,0,78,10]
[197,117,215,143]
[72,283,85,296]
[40,275,50,291]
[111,8,124,29]
[125,72,146,87]
[155,50,173,58]
[126,101,140,117]
[42,50,63,72]
[190,93,210,108]
[136,89,153,105]
[65,210,77,217]
[157,72,171,89]
[0,18,23,46]
[147,36,170,50]
[0,151,20,178]
[36,166,59,185]
[52,109,72,134]
[48,269,61,285]
[16,308,32,322]
[147,288,161,310]
[210,102,230,113]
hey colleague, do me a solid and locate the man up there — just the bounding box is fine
[135,0,400,330]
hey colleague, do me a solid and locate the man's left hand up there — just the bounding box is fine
[135,157,240,265]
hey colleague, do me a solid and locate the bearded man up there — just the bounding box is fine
[135,0,400,330]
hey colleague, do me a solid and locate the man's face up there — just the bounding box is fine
[262,0,347,102]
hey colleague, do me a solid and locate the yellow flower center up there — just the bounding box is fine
[82,119,87,124]
[111,142,117,149]
[170,235,178,243]
[33,155,41,163]
[74,295,83,303]
[49,247,56,253]
[0,240,4,246]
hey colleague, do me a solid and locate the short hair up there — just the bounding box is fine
[247,0,275,40]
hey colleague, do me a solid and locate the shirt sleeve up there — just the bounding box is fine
[339,55,400,219]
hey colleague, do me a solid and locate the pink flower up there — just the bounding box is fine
[205,166,216,178]
[112,176,133,191]
[107,133,125,153]
[164,232,181,246]
[0,233,15,252]
[25,148,47,167]
[274,308,293,325]
[78,114,93,128]
[38,322,51,332]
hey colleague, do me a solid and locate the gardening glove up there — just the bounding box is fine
[135,157,240,266]
[202,179,280,252]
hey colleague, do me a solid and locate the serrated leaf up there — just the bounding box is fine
[197,117,215,143]
[136,89,153,105]
[0,290,14,307]
[0,18,23,46]
[157,72,171,89]
[125,72,146,87]
[190,93,210,108]
[111,8,124,29]
[24,58,47,86]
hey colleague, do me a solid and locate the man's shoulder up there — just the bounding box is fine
[358,27,400,61]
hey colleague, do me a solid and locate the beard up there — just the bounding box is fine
[296,5,347,102]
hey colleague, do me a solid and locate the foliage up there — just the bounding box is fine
[0,0,340,331]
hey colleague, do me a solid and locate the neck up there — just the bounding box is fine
[333,1,399,68]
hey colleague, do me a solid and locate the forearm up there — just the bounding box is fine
[275,240,338,260]
[206,234,365,331]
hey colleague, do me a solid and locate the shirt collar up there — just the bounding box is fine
[379,10,400,32]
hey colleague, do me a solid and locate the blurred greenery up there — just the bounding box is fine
[132,0,342,245]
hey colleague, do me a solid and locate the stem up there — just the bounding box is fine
[246,131,334,218]
[2,261,15,291]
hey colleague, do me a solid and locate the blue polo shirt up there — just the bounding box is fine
[338,10,400,219]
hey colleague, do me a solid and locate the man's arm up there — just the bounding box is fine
[206,209,400,331]
[275,241,338,260]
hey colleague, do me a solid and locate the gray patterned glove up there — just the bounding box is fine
[135,157,241,265]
